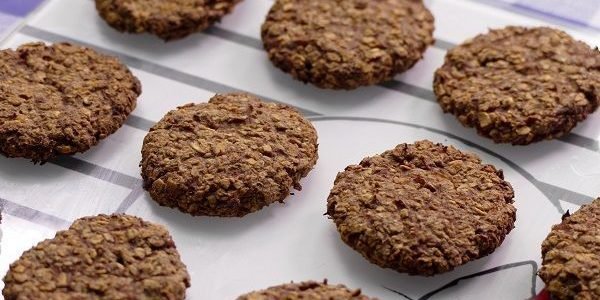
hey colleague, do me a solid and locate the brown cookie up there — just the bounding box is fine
[141,93,318,217]
[95,0,241,41]
[261,0,434,90]
[539,198,600,300]
[0,42,141,163]
[326,140,516,276]
[434,26,600,145]
[237,280,375,300]
[2,214,190,299]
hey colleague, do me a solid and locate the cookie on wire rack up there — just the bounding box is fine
[237,280,376,300]
[261,0,435,90]
[95,0,242,41]
[434,26,600,145]
[141,93,318,217]
[0,42,141,163]
[327,140,516,276]
[2,214,190,299]
[539,198,600,300]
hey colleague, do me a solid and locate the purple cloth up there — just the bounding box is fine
[0,0,44,17]
[0,11,20,33]
[515,0,600,28]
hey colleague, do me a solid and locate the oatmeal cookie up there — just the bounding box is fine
[261,0,434,90]
[141,93,318,217]
[326,140,516,276]
[96,0,242,41]
[237,280,375,300]
[0,42,141,163]
[539,198,600,300]
[3,214,190,299]
[434,26,600,145]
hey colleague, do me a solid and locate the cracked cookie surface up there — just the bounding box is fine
[539,198,600,300]
[0,42,141,163]
[96,0,241,41]
[434,26,600,145]
[141,93,318,217]
[326,140,516,276]
[261,0,434,90]
[2,214,190,299]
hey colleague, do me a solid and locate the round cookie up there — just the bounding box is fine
[434,26,600,145]
[539,198,600,300]
[237,280,375,300]
[141,93,318,217]
[95,0,241,41]
[326,140,516,276]
[261,0,434,90]
[0,42,141,163]
[2,214,190,299]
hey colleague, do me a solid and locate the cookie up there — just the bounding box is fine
[2,214,190,299]
[434,26,600,145]
[326,140,516,276]
[261,0,434,90]
[539,198,600,300]
[141,93,318,217]
[95,0,241,41]
[237,280,375,300]
[0,42,141,163]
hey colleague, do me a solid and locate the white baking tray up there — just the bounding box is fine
[0,0,599,299]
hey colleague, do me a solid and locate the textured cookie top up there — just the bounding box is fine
[95,0,241,41]
[539,198,600,300]
[237,280,375,300]
[141,93,318,217]
[261,0,434,90]
[434,26,600,145]
[2,214,190,299]
[327,140,516,276]
[0,42,140,163]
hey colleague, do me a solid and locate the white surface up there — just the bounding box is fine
[0,158,130,221]
[0,0,599,299]
[125,120,558,299]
